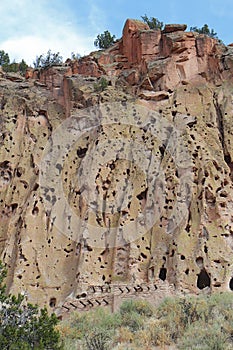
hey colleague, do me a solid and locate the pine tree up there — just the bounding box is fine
[94,31,116,49]
[0,262,63,349]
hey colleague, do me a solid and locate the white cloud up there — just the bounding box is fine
[2,33,94,66]
[0,1,97,65]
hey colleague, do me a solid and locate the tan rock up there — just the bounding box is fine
[139,90,169,101]
[25,68,34,79]
[1,19,233,316]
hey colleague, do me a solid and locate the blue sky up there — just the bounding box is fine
[1,0,233,65]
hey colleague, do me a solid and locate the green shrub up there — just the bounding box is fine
[59,294,233,349]
[119,299,154,318]
[190,24,218,38]
[179,322,231,350]
[141,14,164,30]
[0,50,10,68]
[3,61,18,73]
[19,59,28,75]
[207,291,233,317]
[85,330,110,350]
[155,295,211,343]
[94,31,116,49]
[155,296,187,342]
[145,318,170,347]
[33,50,63,68]
[0,262,63,349]
[62,307,120,340]
[0,50,28,75]
[155,293,233,346]
[120,311,144,332]
[119,299,154,333]
[94,77,109,92]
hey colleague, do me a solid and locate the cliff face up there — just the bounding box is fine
[1,19,233,315]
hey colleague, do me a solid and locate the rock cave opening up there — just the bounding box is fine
[49,297,57,308]
[159,267,167,281]
[229,277,233,291]
[197,269,211,290]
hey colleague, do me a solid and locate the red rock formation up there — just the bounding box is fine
[27,19,233,107]
[74,19,228,89]
[22,18,233,127]
[163,23,187,33]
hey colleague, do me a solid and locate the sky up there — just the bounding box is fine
[1,0,233,66]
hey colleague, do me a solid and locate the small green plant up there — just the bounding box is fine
[85,330,110,350]
[94,31,116,49]
[190,24,218,38]
[141,14,164,30]
[94,77,109,92]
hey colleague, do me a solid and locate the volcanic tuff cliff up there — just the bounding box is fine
[1,19,233,316]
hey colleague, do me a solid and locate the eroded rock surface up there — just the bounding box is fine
[0,19,233,315]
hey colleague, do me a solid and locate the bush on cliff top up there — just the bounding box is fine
[33,49,63,69]
[0,50,28,74]
[94,30,116,49]
[190,24,218,38]
[141,14,164,30]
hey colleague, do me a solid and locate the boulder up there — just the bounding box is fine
[163,24,187,33]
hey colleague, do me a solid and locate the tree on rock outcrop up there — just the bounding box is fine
[94,30,116,49]
[0,50,10,69]
[190,24,218,38]
[19,59,28,75]
[0,261,63,349]
[141,14,164,30]
[33,50,63,68]
[0,51,29,74]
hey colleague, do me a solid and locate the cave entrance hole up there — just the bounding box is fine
[159,267,167,281]
[49,297,57,308]
[197,269,211,290]
[229,277,233,291]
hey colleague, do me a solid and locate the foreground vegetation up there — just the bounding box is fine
[58,293,233,350]
[0,262,62,349]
